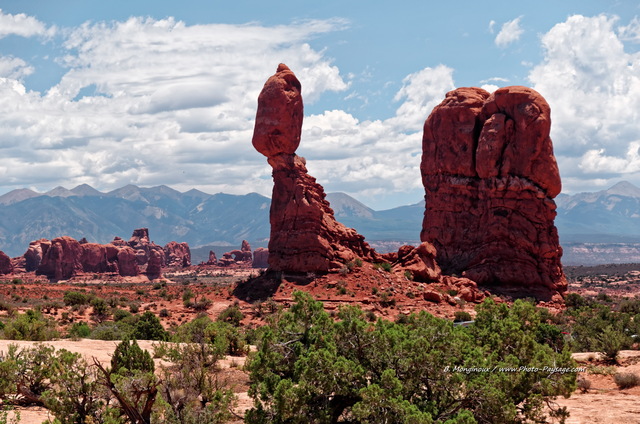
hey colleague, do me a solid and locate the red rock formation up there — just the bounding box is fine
[117,246,139,277]
[420,86,565,299]
[206,250,218,265]
[392,242,441,282]
[80,243,110,273]
[218,252,236,267]
[164,241,191,267]
[0,250,13,275]
[24,239,47,272]
[252,64,380,273]
[146,249,163,279]
[252,247,269,268]
[36,236,83,280]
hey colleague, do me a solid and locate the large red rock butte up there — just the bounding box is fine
[252,64,381,273]
[420,86,566,299]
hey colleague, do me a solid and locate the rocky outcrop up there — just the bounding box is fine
[164,241,191,267]
[24,239,47,272]
[128,228,164,266]
[146,249,163,279]
[252,247,269,268]
[252,64,381,273]
[117,246,139,277]
[206,250,218,265]
[0,250,13,275]
[80,243,111,273]
[392,242,441,282]
[36,236,83,280]
[420,86,565,299]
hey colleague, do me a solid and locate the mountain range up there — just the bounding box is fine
[4,181,640,264]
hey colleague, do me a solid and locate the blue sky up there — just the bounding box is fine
[0,1,639,209]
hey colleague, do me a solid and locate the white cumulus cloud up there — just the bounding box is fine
[495,16,524,48]
[0,9,54,39]
[529,14,640,191]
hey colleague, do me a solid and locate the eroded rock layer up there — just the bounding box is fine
[252,64,380,273]
[420,86,566,298]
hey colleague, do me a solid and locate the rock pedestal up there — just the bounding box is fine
[252,64,380,273]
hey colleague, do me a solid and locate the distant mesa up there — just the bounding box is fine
[420,86,565,300]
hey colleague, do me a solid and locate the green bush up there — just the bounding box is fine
[453,311,472,322]
[63,291,90,306]
[111,338,155,376]
[68,322,91,339]
[217,305,244,327]
[2,309,58,341]
[89,321,133,341]
[245,293,576,424]
[133,311,169,341]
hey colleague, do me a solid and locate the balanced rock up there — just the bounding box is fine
[0,250,13,275]
[252,64,380,273]
[420,86,565,299]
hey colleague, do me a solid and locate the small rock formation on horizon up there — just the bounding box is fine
[219,240,253,267]
[164,241,191,267]
[252,247,269,268]
[420,86,566,299]
[252,64,381,273]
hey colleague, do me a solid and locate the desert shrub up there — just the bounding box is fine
[111,338,155,376]
[0,343,57,404]
[128,303,140,314]
[566,302,634,358]
[182,288,195,307]
[192,296,213,312]
[89,321,134,341]
[68,322,91,339]
[454,311,473,322]
[90,297,110,322]
[373,262,392,272]
[113,308,132,322]
[133,311,169,341]
[217,305,244,327]
[63,291,90,306]
[618,298,640,314]
[564,293,588,309]
[173,314,213,344]
[154,343,236,424]
[613,372,640,389]
[577,377,591,393]
[40,349,107,423]
[2,309,58,341]
[245,293,576,424]
[158,308,169,318]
